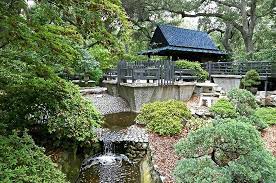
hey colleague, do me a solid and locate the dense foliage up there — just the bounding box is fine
[136,100,191,135]
[0,132,68,183]
[210,98,237,118]
[0,0,129,181]
[255,107,276,125]
[210,90,267,130]
[241,69,261,88]
[174,119,276,183]
[227,88,258,116]
[175,60,208,81]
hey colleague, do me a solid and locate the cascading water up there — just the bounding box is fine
[77,131,140,183]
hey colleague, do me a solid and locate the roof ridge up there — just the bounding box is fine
[158,24,207,34]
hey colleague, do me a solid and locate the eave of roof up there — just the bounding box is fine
[139,46,227,55]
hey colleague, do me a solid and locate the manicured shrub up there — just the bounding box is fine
[255,107,276,125]
[174,119,276,183]
[175,60,208,81]
[136,100,192,135]
[227,88,258,116]
[0,132,68,183]
[241,69,261,88]
[210,98,237,118]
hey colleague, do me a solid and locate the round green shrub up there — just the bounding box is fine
[174,120,276,183]
[0,132,68,183]
[210,98,237,118]
[241,69,261,88]
[136,100,192,135]
[255,107,276,125]
[227,88,258,116]
[175,60,208,81]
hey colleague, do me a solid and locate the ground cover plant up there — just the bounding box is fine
[136,100,192,135]
[255,107,276,125]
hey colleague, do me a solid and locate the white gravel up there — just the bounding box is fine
[85,94,131,115]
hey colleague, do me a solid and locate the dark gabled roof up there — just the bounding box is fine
[156,25,219,51]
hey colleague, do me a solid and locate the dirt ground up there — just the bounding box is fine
[262,125,276,156]
[148,128,189,183]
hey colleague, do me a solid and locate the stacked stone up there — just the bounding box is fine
[96,125,148,143]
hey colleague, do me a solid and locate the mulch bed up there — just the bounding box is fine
[262,125,276,156]
[148,128,189,183]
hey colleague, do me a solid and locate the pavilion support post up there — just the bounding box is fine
[264,77,268,97]
[208,61,212,80]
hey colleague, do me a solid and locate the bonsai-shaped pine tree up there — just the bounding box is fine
[174,119,276,183]
[241,69,261,88]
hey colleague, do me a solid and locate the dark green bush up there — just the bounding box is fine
[174,119,276,183]
[241,69,261,88]
[0,78,102,143]
[235,115,268,130]
[136,100,192,135]
[175,60,208,81]
[0,132,68,183]
[255,107,276,125]
[227,88,258,116]
[210,98,237,118]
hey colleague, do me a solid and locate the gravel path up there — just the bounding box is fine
[85,94,131,115]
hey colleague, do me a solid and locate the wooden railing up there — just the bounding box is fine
[104,60,275,84]
[203,61,274,79]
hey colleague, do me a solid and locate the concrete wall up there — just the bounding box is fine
[212,75,242,93]
[105,82,195,112]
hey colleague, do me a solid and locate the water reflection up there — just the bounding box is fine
[103,112,137,130]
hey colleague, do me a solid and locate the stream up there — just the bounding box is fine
[58,112,155,183]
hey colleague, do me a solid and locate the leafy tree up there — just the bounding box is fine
[0,131,68,183]
[0,0,134,143]
[174,120,276,183]
[144,0,275,57]
[175,60,208,81]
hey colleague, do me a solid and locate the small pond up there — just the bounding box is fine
[102,112,138,130]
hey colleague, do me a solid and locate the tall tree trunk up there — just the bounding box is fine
[222,23,233,52]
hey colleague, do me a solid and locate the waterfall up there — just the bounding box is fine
[103,140,114,154]
[79,129,139,183]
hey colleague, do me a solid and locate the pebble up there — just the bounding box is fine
[85,93,131,115]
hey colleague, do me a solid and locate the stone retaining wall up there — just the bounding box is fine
[104,81,195,112]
